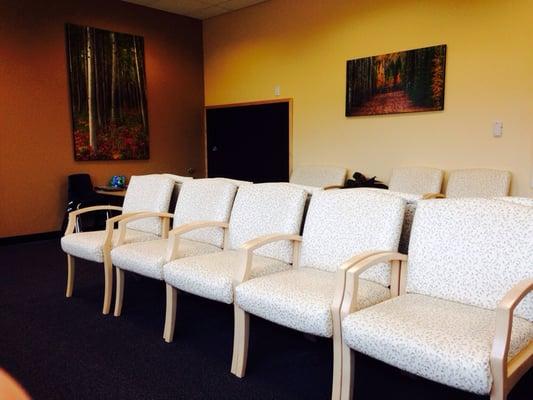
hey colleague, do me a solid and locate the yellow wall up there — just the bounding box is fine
[203,0,533,196]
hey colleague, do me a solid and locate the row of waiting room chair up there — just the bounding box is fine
[60,174,531,400]
[290,165,512,198]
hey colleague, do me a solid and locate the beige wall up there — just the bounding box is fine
[203,0,533,196]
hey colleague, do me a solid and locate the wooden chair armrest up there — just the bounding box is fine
[116,212,174,245]
[331,251,388,315]
[101,212,146,248]
[166,221,229,262]
[65,205,123,235]
[234,234,303,286]
[340,252,408,319]
[422,192,445,199]
[490,279,533,392]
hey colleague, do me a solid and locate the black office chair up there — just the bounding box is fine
[61,174,115,233]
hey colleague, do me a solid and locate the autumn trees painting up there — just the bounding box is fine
[66,24,149,160]
[346,45,446,116]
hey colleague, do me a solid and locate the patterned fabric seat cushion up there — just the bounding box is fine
[236,268,391,337]
[61,229,158,263]
[163,250,291,304]
[342,294,533,395]
[111,238,221,280]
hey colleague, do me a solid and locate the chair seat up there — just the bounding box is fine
[61,229,158,263]
[163,250,291,304]
[111,238,222,280]
[342,293,533,395]
[235,268,391,337]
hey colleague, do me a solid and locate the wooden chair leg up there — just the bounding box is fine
[66,255,75,298]
[230,304,250,378]
[332,331,343,400]
[114,267,124,317]
[340,344,355,400]
[163,284,177,343]
[102,254,113,315]
[490,389,506,400]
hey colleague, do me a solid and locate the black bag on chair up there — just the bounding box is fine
[344,172,388,189]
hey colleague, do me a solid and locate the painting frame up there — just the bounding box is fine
[65,23,149,161]
[345,44,447,117]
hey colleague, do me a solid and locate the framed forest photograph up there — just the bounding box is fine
[66,24,149,161]
[346,44,446,117]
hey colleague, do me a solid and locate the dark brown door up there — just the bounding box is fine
[206,101,290,183]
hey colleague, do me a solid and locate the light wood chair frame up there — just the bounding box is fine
[162,220,230,342]
[338,252,532,400]
[230,235,397,400]
[64,205,147,314]
[112,211,173,317]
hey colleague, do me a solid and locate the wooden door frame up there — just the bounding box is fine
[203,98,293,180]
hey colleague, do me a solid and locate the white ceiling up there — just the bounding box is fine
[122,0,268,20]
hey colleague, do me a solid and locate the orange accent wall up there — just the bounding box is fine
[0,0,206,238]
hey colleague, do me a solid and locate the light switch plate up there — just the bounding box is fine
[492,121,503,137]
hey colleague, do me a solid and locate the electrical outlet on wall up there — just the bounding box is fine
[274,85,281,96]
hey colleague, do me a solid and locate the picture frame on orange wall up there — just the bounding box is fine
[65,23,149,161]
[346,44,446,117]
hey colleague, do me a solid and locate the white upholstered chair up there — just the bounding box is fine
[339,198,532,400]
[360,188,421,254]
[232,189,406,399]
[162,173,193,184]
[290,165,347,188]
[110,179,239,316]
[445,168,511,198]
[161,183,308,343]
[210,177,253,186]
[61,175,175,314]
[388,166,443,195]
[162,173,193,212]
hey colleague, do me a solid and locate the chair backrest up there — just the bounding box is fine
[122,175,175,235]
[299,189,406,287]
[290,165,347,188]
[162,174,194,213]
[388,167,443,195]
[210,177,253,187]
[445,168,511,198]
[173,179,238,247]
[162,173,193,183]
[67,173,94,200]
[406,199,533,321]
[227,183,308,263]
[362,189,422,254]
[496,197,533,207]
